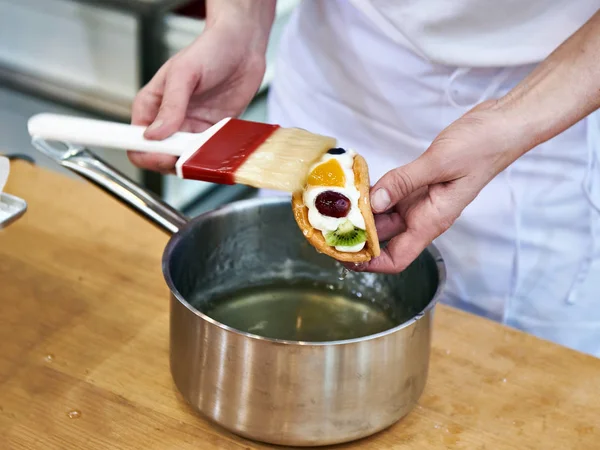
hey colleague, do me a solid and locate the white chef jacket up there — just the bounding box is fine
[265,0,600,356]
[347,0,600,67]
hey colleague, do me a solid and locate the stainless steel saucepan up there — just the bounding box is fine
[32,138,446,447]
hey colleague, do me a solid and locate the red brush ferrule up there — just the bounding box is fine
[181,119,280,184]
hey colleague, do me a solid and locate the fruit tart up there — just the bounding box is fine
[292,147,380,262]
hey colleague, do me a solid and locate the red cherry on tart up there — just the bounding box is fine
[315,191,351,218]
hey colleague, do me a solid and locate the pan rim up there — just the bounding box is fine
[162,197,446,346]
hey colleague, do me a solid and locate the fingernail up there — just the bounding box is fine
[371,188,391,211]
[147,119,163,132]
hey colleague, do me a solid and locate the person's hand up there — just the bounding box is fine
[355,102,530,273]
[128,11,271,173]
[356,9,600,274]
[343,8,600,273]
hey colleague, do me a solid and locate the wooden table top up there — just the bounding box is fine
[1,159,599,449]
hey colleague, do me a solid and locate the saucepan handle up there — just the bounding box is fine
[31,138,188,235]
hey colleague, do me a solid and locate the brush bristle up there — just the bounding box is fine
[234,128,337,192]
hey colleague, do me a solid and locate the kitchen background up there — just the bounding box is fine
[0,0,299,216]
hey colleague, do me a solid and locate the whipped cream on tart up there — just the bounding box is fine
[292,148,380,262]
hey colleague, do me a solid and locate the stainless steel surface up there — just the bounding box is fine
[0,193,27,229]
[34,143,446,446]
[0,64,131,122]
[31,138,187,234]
[0,0,191,121]
[71,0,193,14]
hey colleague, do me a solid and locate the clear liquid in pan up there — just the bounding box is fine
[201,282,400,342]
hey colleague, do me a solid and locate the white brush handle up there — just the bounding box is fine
[27,113,202,156]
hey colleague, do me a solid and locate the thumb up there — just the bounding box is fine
[363,185,453,274]
[144,68,199,140]
[370,156,436,213]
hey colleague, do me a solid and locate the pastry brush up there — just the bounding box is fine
[27,113,337,192]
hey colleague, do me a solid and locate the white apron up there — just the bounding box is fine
[264,1,600,356]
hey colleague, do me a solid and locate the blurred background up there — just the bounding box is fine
[0,0,299,216]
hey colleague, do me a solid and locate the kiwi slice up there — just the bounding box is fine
[324,220,367,247]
